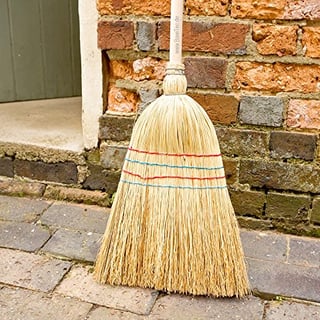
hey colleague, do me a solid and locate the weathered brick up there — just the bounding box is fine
[233,62,320,93]
[223,158,238,185]
[189,93,238,125]
[44,186,110,207]
[98,20,134,50]
[97,0,170,16]
[107,86,138,113]
[270,131,317,161]
[283,0,320,20]
[110,58,166,81]
[239,96,283,127]
[0,180,46,198]
[83,164,120,193]
[15,160,78,184]
[240,159,320,193]
[99,114,135,141]
[287,99,320,130]
[158,21,248,54]
[184,57,227,89]
[311,197,320,224]
[229,190,266,217]
[185,0,229,16]
[253,24,298,56]
[0,157,13,177]
[216,128,268,157]
[237,216,274,231]
[136,21,156,51]
[266,192,311,220]
[100,144,127,169]
[231,0,320,20]
[231,0,286,19]
[302,27,320,58]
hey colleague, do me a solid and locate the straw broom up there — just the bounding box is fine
[94,0,250,297]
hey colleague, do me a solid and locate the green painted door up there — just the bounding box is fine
[0,0,81,102]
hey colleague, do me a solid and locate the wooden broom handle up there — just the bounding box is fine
[169,0,184,65]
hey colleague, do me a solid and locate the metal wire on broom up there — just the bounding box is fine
[94,0,250,297]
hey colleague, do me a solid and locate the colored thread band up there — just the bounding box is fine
[123,170,225,181]
[121,179,227,190]
[128,147,221,158]
[125,158,224,170]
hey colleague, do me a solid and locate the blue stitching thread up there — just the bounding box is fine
[121,179,227,190]
[125,158,224,170]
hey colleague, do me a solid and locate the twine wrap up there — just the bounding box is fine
[163,62,187,95]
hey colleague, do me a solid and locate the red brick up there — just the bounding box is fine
[185,0,229,16]
[189,93,238,124]
[185,57,227,89]
[253,24,298,56]
[287,100,320,130]
[98,20,134,50]
[158,21,248,54]
[233,62,320,93]
[302,27,320,58]
[107,86,139,113]
[97,0,170,16]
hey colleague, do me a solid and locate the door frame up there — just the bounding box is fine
[79,0,103,149]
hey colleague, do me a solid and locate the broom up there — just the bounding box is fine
[94,0,250,297]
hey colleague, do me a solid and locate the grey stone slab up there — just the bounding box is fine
[288,236,320,267]
[239,96,283,127]
[0,221,51,251]
[149,294,264,320]
[42,228,101,262]
[0,195,51,222]
[248,258,320,302]
[40,202,109,233]
[0,286,92,320]
[241,230,287,262]
[56,265,158,315]
[265,300,320,320]
[0,248,71,292]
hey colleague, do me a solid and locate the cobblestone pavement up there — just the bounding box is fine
[0,194,319,319]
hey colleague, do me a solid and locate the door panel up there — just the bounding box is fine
[0,0,81,102]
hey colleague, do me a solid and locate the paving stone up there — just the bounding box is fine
[40,202,109,233]
[247,258,320,302]
[0,248,71,292]
[288,236,320,267]
[240,230,287,262]
[265,300,320,320]
[42,229,101,262]
[0,195,51,222]
[56,265,158,315]
[0,286,92,320]
[86,307,144,320]
[0,221,51,251]
[149,294,264,320]
[87,296,264,320]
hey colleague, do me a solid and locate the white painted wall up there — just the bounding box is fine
[78,0,103,149]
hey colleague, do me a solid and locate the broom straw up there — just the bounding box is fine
[94,0,250,297]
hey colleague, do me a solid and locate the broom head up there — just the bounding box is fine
[94,64,250,297]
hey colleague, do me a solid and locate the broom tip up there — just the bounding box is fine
[163,63,187,95]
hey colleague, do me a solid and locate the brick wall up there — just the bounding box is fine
[101,0,319,236]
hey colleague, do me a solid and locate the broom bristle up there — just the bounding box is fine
[94,69,250,297]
